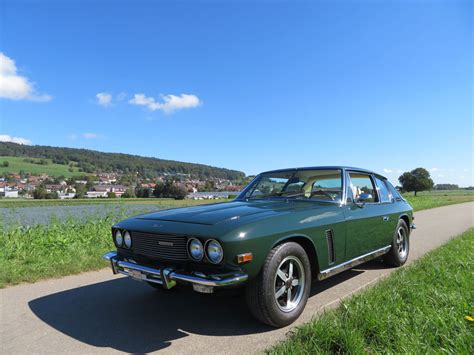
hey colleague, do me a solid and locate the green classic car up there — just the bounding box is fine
[103,167,414,327]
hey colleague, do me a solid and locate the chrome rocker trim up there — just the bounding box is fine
[103,251,248,290]
[317,245,391,280]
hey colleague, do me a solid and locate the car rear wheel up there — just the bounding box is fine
[245,242,311,327]
[384,219,410,267]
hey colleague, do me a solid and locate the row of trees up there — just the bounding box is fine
[32,179,188,200]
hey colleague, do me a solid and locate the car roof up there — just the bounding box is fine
[259,166,387,180]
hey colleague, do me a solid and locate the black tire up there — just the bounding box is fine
[245,242,311,327]
[384,219,410,267]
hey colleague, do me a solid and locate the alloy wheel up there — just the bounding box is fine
[274,256,305,312]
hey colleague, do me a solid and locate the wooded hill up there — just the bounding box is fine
[0,142,245,180]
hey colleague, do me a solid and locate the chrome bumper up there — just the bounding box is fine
[103,251,248,292]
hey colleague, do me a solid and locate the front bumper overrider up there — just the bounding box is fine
[103,251,248,293]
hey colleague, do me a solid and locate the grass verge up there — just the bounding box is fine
[269,228,474,354]
[404,190,474,211]
[0,217,116,288]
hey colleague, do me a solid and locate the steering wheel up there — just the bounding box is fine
[310,189,335,200]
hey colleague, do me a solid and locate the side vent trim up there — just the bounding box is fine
[326,229,335,265]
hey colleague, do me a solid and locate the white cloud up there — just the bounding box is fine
[68,132,103,140]
[82,132,99,139]
[96,92,112,107]
[396,169,403,173]
[129,93,201,114]
[383,168,393,173]
[0,53,51,101]
[430,167,439,172]
[437,174,444,178]
[0,134,32,145]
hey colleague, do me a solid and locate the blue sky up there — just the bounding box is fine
[0,0,472,185]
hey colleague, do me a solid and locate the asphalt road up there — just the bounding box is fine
[1,202,473,354]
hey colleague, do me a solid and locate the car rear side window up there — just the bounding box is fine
[374,176,391,203]
[385,180,403,201]
[348,173,378,203]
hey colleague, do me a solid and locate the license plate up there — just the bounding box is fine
[128,269,146,281]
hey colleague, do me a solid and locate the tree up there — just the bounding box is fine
[153,179,188,200]
[122,188,135,198]
[33,185,48,199]
[74,184,87,198]
[136,186,152,198]
[434,184,459,190]
[173,184,188,200]
[107,191,117,198]
[33,184,59,199]
[398,168,434,196]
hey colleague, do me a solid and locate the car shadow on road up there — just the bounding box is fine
[29,277,270,353]
[29,267,368,353]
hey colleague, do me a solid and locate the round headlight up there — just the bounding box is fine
[206,239,223,264]
[124,231,132,248]
[188,238,204,261]
[114,230,123,247]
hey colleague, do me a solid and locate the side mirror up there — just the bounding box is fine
[355,193,373,207]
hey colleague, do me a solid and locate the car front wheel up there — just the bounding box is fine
[245,242,311,327]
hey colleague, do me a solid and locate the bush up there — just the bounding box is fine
[153,180,188,200]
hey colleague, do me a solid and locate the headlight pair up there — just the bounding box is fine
[187,238,223,264]
[114,229,132,249]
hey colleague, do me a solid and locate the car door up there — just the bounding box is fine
[373,175,399,245]
[343,171,388,259]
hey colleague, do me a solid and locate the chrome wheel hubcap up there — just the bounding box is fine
[396,227,408,259]
[274,256,305,312]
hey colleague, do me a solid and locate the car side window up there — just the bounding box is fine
[348,173,378,203]
[385,180,403,201]
[374,176,391,203]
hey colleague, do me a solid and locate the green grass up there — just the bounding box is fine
[270,229,474,354]
[0,198,227,287]
[0,216,117,288]
[0,197,228,208]
[404,189,474,211]
[0,156,85,177]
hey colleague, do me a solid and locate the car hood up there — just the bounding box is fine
[135,200,329,226]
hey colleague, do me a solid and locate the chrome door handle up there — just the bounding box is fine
[383,216,390,221]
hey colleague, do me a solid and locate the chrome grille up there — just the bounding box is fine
[130,231,188,261]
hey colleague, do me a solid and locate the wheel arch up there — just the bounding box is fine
[399,214,410,226]
[272,234,320,277]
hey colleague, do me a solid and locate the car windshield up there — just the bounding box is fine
[243,169,343,202]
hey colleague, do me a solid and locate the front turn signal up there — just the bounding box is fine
[237,253,253,264]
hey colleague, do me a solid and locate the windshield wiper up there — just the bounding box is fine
[278,192,307,198]
[247,192,307,200]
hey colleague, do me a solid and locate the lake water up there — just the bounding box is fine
[0,204,165,228]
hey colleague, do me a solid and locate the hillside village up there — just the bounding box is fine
[0,142,248,199]
[0,171,245,200]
